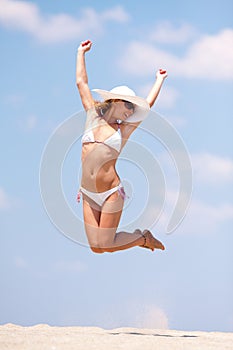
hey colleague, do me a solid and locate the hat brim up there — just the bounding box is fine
[92,88,150,123]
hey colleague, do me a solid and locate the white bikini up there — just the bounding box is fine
[81,124,121,153]
[77,108,127,206]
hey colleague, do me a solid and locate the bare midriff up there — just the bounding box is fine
[81,143,120,192]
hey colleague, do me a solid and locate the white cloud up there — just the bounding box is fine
[127,151,233,234]
[141,151,233,234]
[150,22,197,44]
[156,190,233,235]
[181,29,233,80]
[119,29,233,80]
[0,187,11,210]
[139,188,233,235]
[182,199,233,234]
[157,151,233,187]
[0,0,129,43]
[192,153,233,185]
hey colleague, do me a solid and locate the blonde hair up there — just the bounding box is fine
[94,99,113,116]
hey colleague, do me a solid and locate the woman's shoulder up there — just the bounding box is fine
[86,105,97,114]
[86,106,99,119]
[120,121,140,141]
[85,106,101,127]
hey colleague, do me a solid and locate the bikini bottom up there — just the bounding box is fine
[77,182,127,207]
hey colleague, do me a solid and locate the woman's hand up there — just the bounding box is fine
[78,40,92,54]
[156,68,168,80]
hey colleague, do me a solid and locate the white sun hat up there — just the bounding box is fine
[92,85,150,122]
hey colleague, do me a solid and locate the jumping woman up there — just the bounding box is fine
[76,39,167,254]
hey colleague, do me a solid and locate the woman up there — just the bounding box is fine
[76,39,167,254]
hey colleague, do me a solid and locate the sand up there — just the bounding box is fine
[0,324,232,350]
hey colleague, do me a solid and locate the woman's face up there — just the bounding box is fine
[113,100,135,121]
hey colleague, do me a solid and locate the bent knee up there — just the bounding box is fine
[88,235,115,254]
[90,246,105,254]
[90,243,115,254]
[97,239,115,253]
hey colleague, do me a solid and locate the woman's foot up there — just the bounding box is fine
[140,229,165,251]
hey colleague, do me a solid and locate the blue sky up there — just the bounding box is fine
[0,0,233,332]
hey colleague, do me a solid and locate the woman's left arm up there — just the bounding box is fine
[121,69,168,144]
[146,69,168,108]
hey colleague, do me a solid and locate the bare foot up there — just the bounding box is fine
[140,230,165,251]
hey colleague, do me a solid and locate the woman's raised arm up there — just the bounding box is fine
[76,40,95,111]
[146,69,168,108]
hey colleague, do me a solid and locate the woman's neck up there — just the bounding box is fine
[103,107,117,124]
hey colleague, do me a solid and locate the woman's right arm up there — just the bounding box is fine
[146,69,168,108]
[76,40,95,111]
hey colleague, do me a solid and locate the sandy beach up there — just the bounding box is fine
[0,324,232,350]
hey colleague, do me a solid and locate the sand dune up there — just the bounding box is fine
[0,323,232,350]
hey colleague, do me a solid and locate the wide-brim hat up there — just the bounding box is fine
[92,85,150,123]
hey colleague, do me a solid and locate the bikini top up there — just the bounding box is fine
[81,107,122,153]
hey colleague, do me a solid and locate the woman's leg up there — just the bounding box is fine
[98,192,148,252]
[82,197,103,253]
[82,192,142,253]
[83,191,165,253]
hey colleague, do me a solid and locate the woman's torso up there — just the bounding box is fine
[81,107,122,192]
